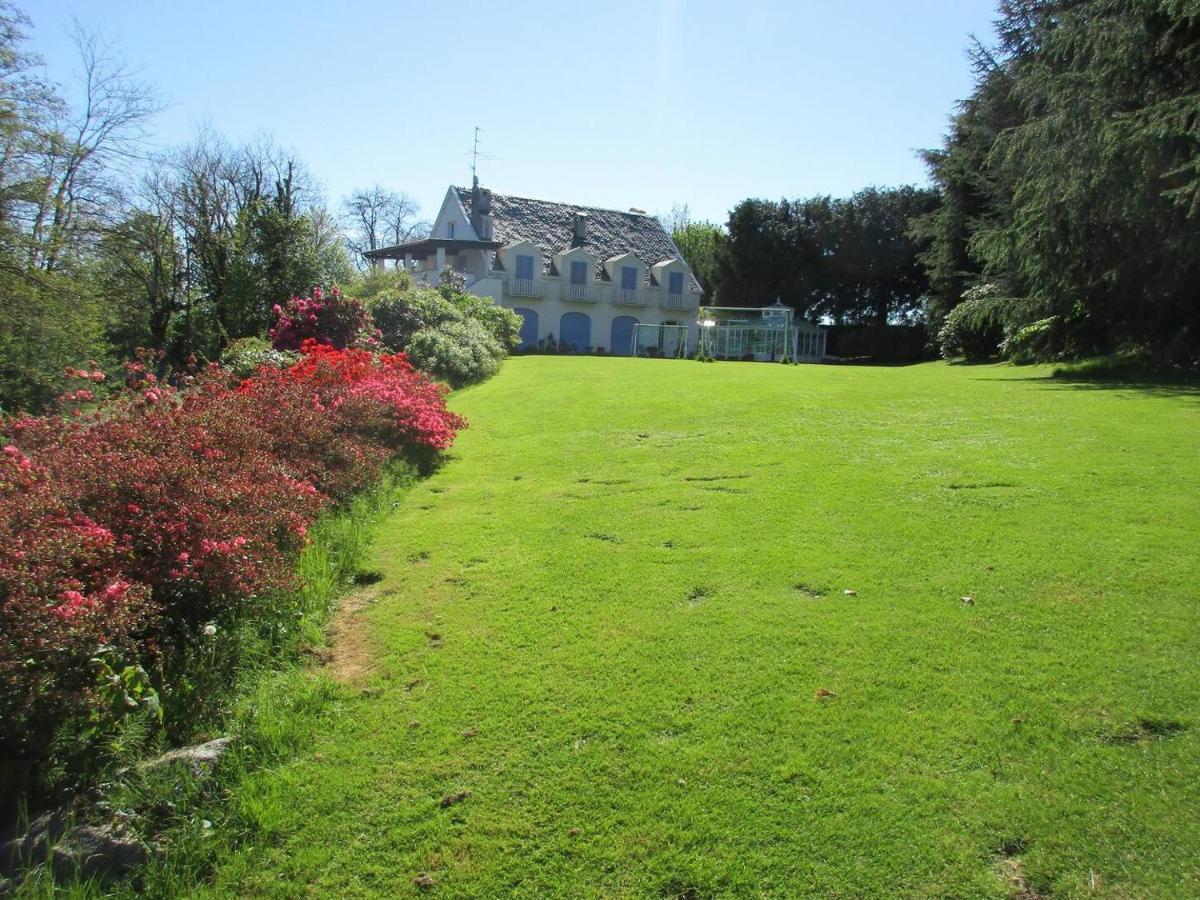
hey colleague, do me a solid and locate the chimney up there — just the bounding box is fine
[573,211,588,243]
[470,181,494,240]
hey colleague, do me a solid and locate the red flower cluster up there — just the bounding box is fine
[268,286,380,351]
[0,345,464,762]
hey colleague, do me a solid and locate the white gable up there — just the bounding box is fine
[430,187,479,241]
[603,252,645,280]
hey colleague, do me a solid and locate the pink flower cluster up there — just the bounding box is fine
[64,367,106,383]
[268,286,381,352]
[1,343,465,766]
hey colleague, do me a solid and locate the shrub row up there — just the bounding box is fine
[0,342,465,799]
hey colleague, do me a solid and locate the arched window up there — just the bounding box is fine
[610,316,638,356]
[560,312,591,353]
[512,308,539,351]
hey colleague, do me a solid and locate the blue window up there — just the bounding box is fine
[669,271,684,295]
[560,312,591,351]
[621,266,638,291]
[513,308,539,350]
[570,260,588,285]
[447,222,455,238]
[611,316,638,356]
[515,254,534,280]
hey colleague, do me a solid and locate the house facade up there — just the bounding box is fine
[364,180,702,355]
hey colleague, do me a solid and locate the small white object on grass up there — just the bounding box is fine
[843,589,857,596]
[961,595,975,605]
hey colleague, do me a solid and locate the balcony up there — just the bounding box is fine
[505,278,546,298]
[613,288,647,306]
[562,282,601,303]
[660,291,695,310]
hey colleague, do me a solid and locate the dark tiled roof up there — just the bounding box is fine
[453,186,701,291]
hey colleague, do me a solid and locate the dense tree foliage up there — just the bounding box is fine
[918,0,1200,363]
[662,204,725,302]
[0,7,422,412]
[710,187,937,326]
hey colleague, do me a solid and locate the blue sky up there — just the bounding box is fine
[24,0,998,225]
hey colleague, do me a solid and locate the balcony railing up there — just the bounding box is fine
[660,291,694,310]
[505,278,546,298]
[563,282,601,302]
[613,288,646,306]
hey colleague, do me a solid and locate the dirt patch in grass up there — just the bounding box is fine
[588,532,620,543]
[994,856,1042,899]
[683,473,750,482]
[440,789,471,808]
[793,582,826,599]
[326,587,384,685]
[658,879,712,899]
[1101,717,1187,745]
[685,586,711,605]
[992,839,1045,899]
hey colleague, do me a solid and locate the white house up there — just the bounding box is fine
[364,180,702,355]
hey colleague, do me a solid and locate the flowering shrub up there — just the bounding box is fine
[268,286,379,351]
[365,272,521,387]
[0,345,463,791]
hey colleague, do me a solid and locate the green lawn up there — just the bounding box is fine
[202,357,1199,897]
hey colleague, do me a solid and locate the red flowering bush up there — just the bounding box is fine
[0,346,464,787]
[268,286,380,351]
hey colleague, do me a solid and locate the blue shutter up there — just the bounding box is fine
[516,254,534,280]
[571,260,588,285]
[621,266,637,290]
[513,308,539,350]
[560,312,591,352]
[669,272,684,294]
[610,316,638,355]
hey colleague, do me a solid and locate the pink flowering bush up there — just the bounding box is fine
[268,286,380,351]
[0,345,464,790]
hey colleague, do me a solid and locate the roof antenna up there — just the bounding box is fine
[468,126,497,186]
[471,126,481,186]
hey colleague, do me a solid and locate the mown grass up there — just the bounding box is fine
[78,358,1200,896]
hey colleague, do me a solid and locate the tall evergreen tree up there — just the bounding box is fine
[919,0,1200,361]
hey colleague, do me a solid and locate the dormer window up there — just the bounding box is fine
[570,260,588,286]
[447,222,455,238]
[621,266,638,291]
[515,254,535,281]
[669,271,684,295]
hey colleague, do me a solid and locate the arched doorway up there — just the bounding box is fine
[610,315,639,356]
[513,307,538,350]
[560,312,591,353]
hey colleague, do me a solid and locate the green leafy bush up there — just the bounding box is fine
[365,271,520,387]
[1002,317,1060,363]
[220,337,298,378]
[404,319,507,386]
[936,283,1009,361]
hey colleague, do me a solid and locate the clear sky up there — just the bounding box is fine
[23,0,998,225]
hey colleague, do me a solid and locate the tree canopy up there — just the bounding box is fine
[916,0,1200,362]
[710,187,937,326]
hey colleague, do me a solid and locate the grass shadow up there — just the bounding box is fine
[1044,371,1200,400]
[972,367,1200,401]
